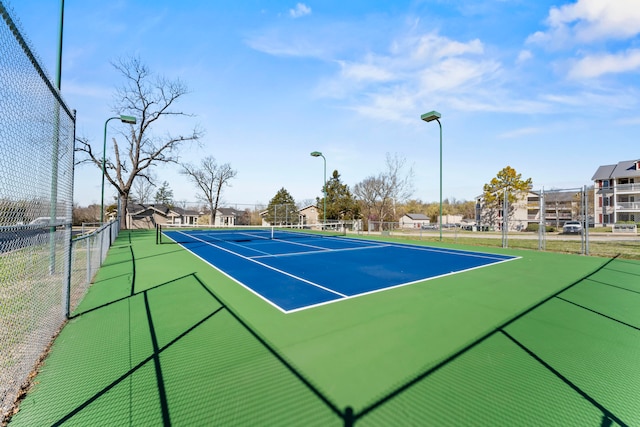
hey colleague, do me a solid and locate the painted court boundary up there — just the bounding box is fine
[169,231,520,313]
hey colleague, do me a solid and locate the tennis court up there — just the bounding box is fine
[162,226,518,312]
[7,230,640,426]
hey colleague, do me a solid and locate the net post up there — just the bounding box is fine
[344,406,355,427]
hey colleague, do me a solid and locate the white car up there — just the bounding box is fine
[563,221,583,234]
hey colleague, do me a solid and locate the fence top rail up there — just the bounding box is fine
[536,187,584,194]
[73,221,116,241]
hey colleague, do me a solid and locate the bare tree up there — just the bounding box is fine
[76,56,202,228]
[181,156,237,225]
[353,153,414,224]
[353,175,383,222]
[132,171,157,204]
[385,153,414,214]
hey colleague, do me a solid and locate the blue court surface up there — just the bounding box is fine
[164,230,518,313]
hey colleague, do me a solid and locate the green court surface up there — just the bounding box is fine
[8,230,640,426]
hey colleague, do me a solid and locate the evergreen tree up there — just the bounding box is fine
[316,170,360,221]
[154,181,174,206]
[266,188,298,225]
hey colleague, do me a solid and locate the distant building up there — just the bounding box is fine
[592,159,640,225]
[126,204,247,229]
[215,207,247,226]
[476,193,530,231]
[477,189,584,231]
[261,205,320,226]
[399,213,430,229]
[298,205,320,225]
[127,204,200,229]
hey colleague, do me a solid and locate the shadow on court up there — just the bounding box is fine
[7,231,640,426]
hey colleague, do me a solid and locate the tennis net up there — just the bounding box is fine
[156,224,346,244]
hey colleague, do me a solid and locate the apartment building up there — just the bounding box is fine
[592,159,640,226]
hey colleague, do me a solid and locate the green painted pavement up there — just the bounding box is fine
[9,230,638,426]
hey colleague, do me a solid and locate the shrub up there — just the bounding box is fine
[525,223,556,232]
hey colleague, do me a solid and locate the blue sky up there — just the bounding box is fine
[6,0,640,208]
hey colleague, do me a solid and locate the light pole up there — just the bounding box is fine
[310,151,326,226]
[421,110,443,241]
[101,115,136,223]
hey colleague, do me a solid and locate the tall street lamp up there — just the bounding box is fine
[421,110,443,241]
[101,115,136,223]
[310,151,326,226]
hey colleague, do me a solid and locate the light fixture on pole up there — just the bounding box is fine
[310,151,326,226]
[101,115,136,223]
[421,110,443,241]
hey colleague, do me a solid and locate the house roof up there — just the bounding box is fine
[217,207,243,217]
[532,191,577,202]
[127,204,200,216]
[592,160,640,180]
[172,206,201,216]
[260,206,316,217]
[403,213,429,220]
[298,205,318,213]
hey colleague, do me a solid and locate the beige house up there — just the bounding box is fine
[127,204,200,229]
[526,191,581,229]
[475,192,531,231]
[211,207,247,226]
[399,213,430,229]
[477,189,585,231]
[261,205,321,226]
[298,205,320,225]
[126,204,246,229]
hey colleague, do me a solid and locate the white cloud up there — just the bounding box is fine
[540,88,640,110]
[246,28,328,58]
[338,60,395,83]
[516,50,533,64]
[568,49,640,78]
[350,90,417,123]
[289,3,311,18]
[317,32,502,120]
[418,58,500,93]
[528,0,640,46]
[393,33,484,62]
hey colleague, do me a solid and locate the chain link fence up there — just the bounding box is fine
[368,187,594,255]
[0,3,120,422]
[67,222,120,314]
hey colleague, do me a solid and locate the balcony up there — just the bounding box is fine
[615,183,640,193]
[615,202,640,211]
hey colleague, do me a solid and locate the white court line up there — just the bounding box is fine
[250,243,391,259]
[272,238,334,251]
[169,230,520,314]
[172,230,348,298]
[283,256,520,314]
[188,231,274,256]
[336,236,514,261]
[266,234,513,262]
